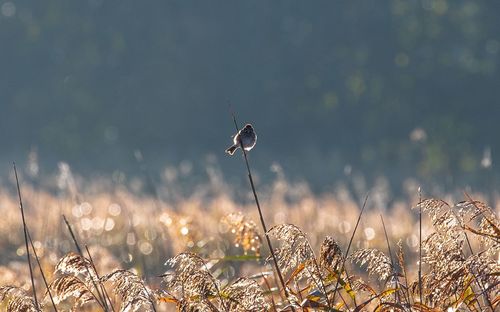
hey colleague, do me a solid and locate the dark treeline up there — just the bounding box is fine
[1,0,499,193]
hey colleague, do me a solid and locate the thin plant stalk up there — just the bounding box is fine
[200,254,228,312]
[13,163,40,310]
[398,243,413,307]
[27,230,58,312]
[460,192,494,311]
[331,193,368,306]
[261,273,278,311]
[62,215,83,254]
[343,268,356,306]
[326,256,353,308]
[62,215,110,312]
[293,279,302,303]
[324,264,350,308]
[418,187,423,307]
[85,246,117,312]
[306,247,332,309]
[230,113,294,310]
[380,215,401,305]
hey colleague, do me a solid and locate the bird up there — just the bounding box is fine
[225,124,257,155]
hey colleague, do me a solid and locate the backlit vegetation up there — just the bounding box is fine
[0,162,498,311]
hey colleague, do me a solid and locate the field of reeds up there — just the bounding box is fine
[0,157,498,311]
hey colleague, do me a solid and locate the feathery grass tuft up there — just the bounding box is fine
[349,248,394,282]
[0,285,40,312]
[222,212,262,255]
[101,270,156,312]
[48,274,96,309]
[221,277,268,311]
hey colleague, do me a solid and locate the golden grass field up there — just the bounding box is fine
[0,163,498,311]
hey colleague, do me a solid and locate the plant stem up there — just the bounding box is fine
[230,114,294,311]
[307,246,332,309]
[85,246,117,312]
[13,163,40,310]
[62,215,109,311]
[27,230,58,312]
[418,187,423,309]
[331,193,368,307]
[461,193,494,311]
[380,215,401,305]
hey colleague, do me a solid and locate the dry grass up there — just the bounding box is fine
[0,164,498,311]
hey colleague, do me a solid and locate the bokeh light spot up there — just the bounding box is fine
[139,241,153,255]
[364,227,376,241]
[180,226,189,236]
[108,203,121,216]
[1,2,16,17]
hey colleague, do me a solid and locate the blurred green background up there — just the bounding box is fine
[1,0,499,193]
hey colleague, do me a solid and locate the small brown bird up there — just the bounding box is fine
[225,124,257,155]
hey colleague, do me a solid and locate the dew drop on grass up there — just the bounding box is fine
[364,227,375,240]
[159,213,172,226]
[104,218,115,231]
[108,203,121,216]
[81,218,92,231]
[16,247,25,256]
[123,253,133,263]
[180,226,189,236]
[139,241,153,255]
[80,202,93,215]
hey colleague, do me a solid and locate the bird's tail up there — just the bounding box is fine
[225,144,239,155]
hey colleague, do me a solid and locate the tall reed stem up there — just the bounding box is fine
[230,114,294,310]
[62,215,111,312]
[418,187,423,308]
[27,230,58,312]
[380,215,400,305]
[13,163,39,310]
[331,193,368,306]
